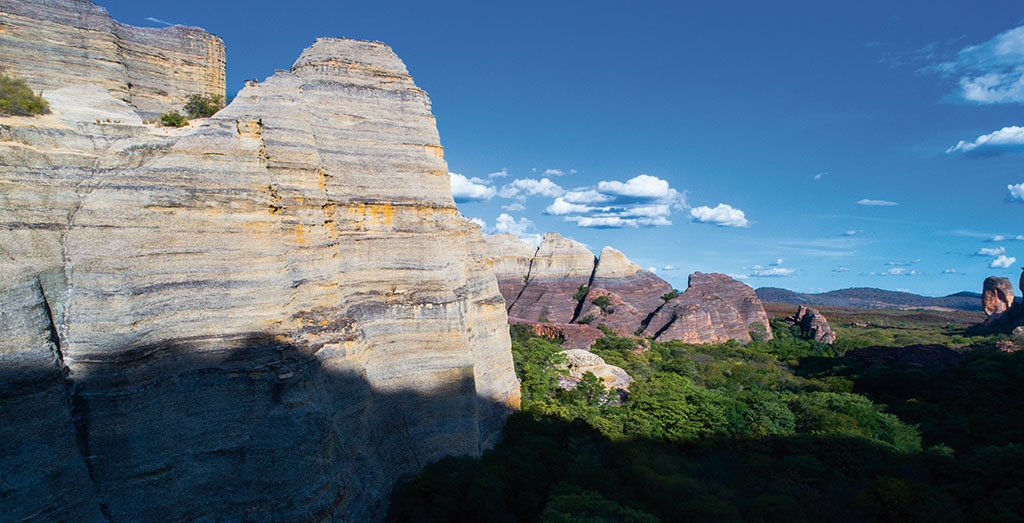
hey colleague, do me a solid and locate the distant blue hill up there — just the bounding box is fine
[755,287,983,311]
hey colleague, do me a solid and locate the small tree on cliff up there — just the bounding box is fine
[0,74,49,116]
[184,93,223,118]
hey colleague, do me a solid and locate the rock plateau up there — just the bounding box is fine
[485,233,772,345]
[0,2,519,521]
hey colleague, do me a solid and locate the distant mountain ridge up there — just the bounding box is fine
[756,287,983,311]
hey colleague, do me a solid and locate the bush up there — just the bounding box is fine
[183,93,223,118]
[160,111,188,127]
[593,296,612,312]
[0,74,49,116]
[661,289,680,302]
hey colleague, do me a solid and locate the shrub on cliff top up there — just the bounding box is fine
[0,74,50,116]
[160,110,188,127]
[184,93,223,118]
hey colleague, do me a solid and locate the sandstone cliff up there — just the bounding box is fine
[0,0,225,118]
[0,24,518,523]
[485,234,771,344]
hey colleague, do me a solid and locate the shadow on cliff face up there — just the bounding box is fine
[0,333,509,523]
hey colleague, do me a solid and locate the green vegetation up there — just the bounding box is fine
[390,311,1024,522]
[0,74,49,116]
[592,295,612,312]
[160,110,188,127]
[661,289,680,302]
[183,93,223,118]
[572,285,590,302]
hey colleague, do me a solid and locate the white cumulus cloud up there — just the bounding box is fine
[690,204,750,228]
[991,254,1017,268]
[449,173,495,203]
[493,213,543,245]
[598,174,680,202]
[468,217,486,228]
[978,246,1007,256]
[857,199,898,206]
[948,126,1024,155]
[546,198,596,216]
[546,174,686,229]
[1009,183,1024,202]
[498,178,563,200]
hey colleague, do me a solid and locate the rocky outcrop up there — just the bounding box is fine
[983,277,1015,316]
[0,0,226,118]
[0,29,518,523]
[555,349,633,392]
[643,272,772,343]
[485,236,771,344]
[576,247,675,335]
[500,232,596,324]
[785,306,836,344]
[511,319,604,350]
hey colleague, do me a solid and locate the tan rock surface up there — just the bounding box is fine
[1,32,518,522]
[0,0,225,118]
[983,276,1015,316]
[556,348,633,391]
[502,232,596,323]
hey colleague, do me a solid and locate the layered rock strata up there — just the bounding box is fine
[0,0,226,118]
[1,34,518,522]
[486,235,771,344]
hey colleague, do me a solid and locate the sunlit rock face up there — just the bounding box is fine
[0,0,226,118]
[486,235,771,344]
[0,20,519,522]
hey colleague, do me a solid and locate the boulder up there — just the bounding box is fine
[785,306,836,344]
[982,276,1015,316]
[642,272,773,343]
[555,349,633,392]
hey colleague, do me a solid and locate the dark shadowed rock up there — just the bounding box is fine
[983,276,1015,316]
[785,306,836,344]
[844,344,964,368]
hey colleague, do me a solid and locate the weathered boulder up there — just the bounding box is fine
[785,305,836,344]
[0,0,225,118]
[983,276,1015,316]
[555,349,633,392]
[643,272,772,343]
[0,24,518,523]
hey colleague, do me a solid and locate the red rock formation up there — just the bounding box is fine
[511,319,604,350]
[983,276,1015,316]
[785,306,836,344]
[643,272,772,343]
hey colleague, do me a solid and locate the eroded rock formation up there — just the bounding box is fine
[982,276,1015,316]
[0,17,518,522]
[486,235,771,344]
[555,349,633,393]
[0,0,226,118]
[785,305,837,344]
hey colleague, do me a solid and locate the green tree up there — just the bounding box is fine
[592,295,612,312]
[0,74,49,116]
[160,111,188,127]
[183,93,223,118]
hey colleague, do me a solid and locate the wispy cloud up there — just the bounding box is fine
[542,168,576,177]
[857,199,898,206]
[843,230,861,236]
[947,126,1024,155]
[931,24,1024,104]
[747,265,794,277]
[501,202,526,212]
[145,17,176,26]
[943,268,960,274]
[833,266,850,273]
[488,168,510,179]
[878,268,923,276]
[449,172,496,203]
[813,172,828,181]
[991,254,1017,268]
[690,203,750,228]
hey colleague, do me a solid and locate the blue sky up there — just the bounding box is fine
[97,0,1024,296]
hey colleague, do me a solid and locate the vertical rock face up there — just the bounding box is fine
[983,276,1015,316]
[485,235,771,344]
[0,0,226,117]
[503,232,596,324]
[0,32,518,522]
[644,272,771,343]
